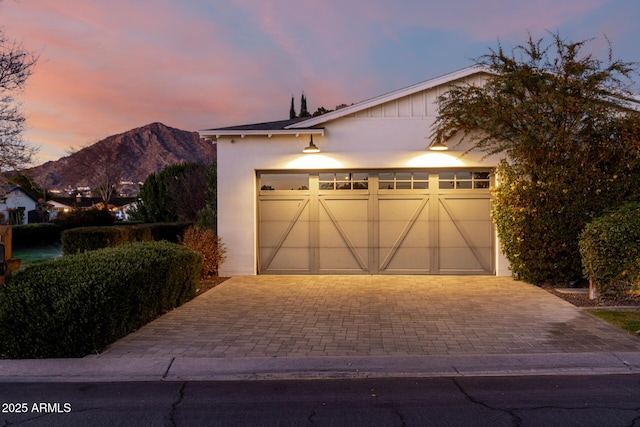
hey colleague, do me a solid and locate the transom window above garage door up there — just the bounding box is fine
[378,172,429,190]
[259,170,492,193]
[260,173,309,190]
[319,172,369,190]
[439,171,491,189]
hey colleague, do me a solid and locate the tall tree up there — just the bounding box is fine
[66,142,125,208]
[289,95,296,119]
[433,33,640,284]
[130,162,216,224]
[299,92,310,117]
[0,2,39,193]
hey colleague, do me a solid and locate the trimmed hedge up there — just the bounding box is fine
[579,202,640,293]
[62,222,192,255]
[0,241,202,358]
[11,223,62,249]
[53,208,115,229]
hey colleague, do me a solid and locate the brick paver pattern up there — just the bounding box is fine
[98,276,640,358]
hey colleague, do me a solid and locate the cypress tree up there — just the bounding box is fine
[289,96,296,119]
[300,93,310,117]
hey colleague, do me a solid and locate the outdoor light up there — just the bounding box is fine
[303,135,320,153]
[428,131,449,151]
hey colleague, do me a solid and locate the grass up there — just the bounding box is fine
[11,245,62,270]
[587,310,640,337]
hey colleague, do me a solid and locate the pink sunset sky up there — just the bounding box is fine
[3,0,639,163]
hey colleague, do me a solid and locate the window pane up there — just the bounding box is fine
[353,173,368,181]
[320,182,334,190]
[396,181,411,189]
[439,172,455,180]
[439,181,454,189]
[473,172,491,180]
[413,172,429,181]
[379,172,393,181]
[379,182,394,189]
[456,172,472,179]
[457,181,472,189]
[475,181,490,189]
[396,172,411,181]
[261,173,309,190]
[413,181,428,189]
[319,173,335,182]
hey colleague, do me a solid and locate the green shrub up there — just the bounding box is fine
[62,226,129,255]
[61,223,190,255]
[0,241,202,358]
[579,202,640,295]
[11,223,62,249]
[53,208,115,229]
[491,162,589,284]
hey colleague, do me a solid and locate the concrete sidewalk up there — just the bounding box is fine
[3,353,640,382]
[2,276,640,382]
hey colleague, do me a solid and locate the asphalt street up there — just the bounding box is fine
[2,374,640,426]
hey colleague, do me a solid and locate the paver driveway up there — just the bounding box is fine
[98,276,640,358]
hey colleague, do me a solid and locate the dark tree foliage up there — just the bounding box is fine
[130,162,216,225]
[289,96,296,119]
[312,106,332,117]
[300,93,310,117]
[8,172,46,200]
[433,32,640,284]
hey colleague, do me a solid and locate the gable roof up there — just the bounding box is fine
[200,66,487,138]
[0,185,39,203]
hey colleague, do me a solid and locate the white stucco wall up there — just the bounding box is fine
[215,114,509,276]
[0,190,36,225]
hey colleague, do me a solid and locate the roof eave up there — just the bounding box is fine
[200,128,325,139]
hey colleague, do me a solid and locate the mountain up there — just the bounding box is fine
[24,122,216,193]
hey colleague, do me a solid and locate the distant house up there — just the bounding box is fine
[47,196,137,220]
[0,186,40,225]
[200,66,513,277]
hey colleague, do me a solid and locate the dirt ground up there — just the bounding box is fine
[195,276,229,296]
[544,286,640,308]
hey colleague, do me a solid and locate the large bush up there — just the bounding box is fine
[11,223,62,249]
[490,161,637,284]
[0,241,202,358]
[130,162,217,227]
[579,202,640,294]
[53,208,115,229]
[61,222,192,255]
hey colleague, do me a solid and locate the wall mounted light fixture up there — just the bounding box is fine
[428,131,448,151]
[303,135,320,153]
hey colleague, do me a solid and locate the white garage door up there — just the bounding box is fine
[258,170,494,275]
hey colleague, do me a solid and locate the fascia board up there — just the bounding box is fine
[200,128,325,139]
